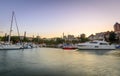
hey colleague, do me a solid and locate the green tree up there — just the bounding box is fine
[80,38,89,42]
[80,34,89,42]
[11,36,20,43]
[109,31,116,43]
[1,36,9,42]
[55,38,64,44]
[0,36,2,41]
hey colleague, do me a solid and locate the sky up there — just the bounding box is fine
[0,0,120,38]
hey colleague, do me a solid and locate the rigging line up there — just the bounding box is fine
[14,12,20,36]
[13,12,21,40]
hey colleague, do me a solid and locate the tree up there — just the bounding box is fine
[55,38,64,44]
[109,31,116,43]
[11,36,20,43]
[22,37,29,42]
[0,36,2,41]
[1,36,9,42]
[80,34,89,42]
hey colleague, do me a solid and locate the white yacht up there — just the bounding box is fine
[77,40,116,50]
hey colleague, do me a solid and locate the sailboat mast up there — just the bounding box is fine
[8,11,14,44]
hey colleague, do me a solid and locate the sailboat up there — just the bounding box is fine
[0,11,22,50]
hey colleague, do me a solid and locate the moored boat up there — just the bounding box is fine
[0,43,22,50]
[77,40,116,50]
[0,11,22,50]
[0,45,21,50]
[22,43,38,49]
[62,43,77,50]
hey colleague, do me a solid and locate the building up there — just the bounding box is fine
[88,34,95,40]
[88,32,110,41]
[113,22,120,42]
[88,22,120,42]
[63,34,78,41]
[114,22,120,33]
[95,32,105,40]
[80,34,86,38]
[88,33,104,41]
[67,35,75,41]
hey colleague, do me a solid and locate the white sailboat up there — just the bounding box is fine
[0,43,21,50]
[0,11,22,50]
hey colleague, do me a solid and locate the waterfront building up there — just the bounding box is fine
[67,35,75,41]
[80,34,86,39]
[114,22,120,33]
[113,22,120,43]
[63,34,78,41]
[88,32,110,41]
[88,34,95,41]
[95,32,105,40]
[88,32,105,40]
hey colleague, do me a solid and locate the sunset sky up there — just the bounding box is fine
[0,0,120,38]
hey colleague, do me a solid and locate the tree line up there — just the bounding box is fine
[0,32,119,45]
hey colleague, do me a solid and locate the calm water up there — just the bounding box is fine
[0,48,120,76]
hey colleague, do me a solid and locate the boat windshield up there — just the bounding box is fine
[99,43,108,45]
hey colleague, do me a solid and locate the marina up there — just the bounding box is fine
[0,48,120,76]
[1,0,120,76]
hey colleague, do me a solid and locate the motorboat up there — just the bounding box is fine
[62,43,77,50]
[77,40,116,50]
[22,43,38,49]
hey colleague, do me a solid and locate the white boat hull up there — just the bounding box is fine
[77,45,115,50]
[0,45,21,50]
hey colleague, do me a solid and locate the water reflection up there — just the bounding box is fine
[0,48,120,76]
[77,49,115,55]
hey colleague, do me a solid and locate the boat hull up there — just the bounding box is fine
[0,48,20,50]
[77,45,116,50]
[77,48,115,50]
[63,47,76,50]
[0,45,21,50]
[77,40,116,50]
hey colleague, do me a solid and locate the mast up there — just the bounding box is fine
[8,11,14,44]
[8,11,20,44]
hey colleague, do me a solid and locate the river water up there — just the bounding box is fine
[0,48,120,76]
